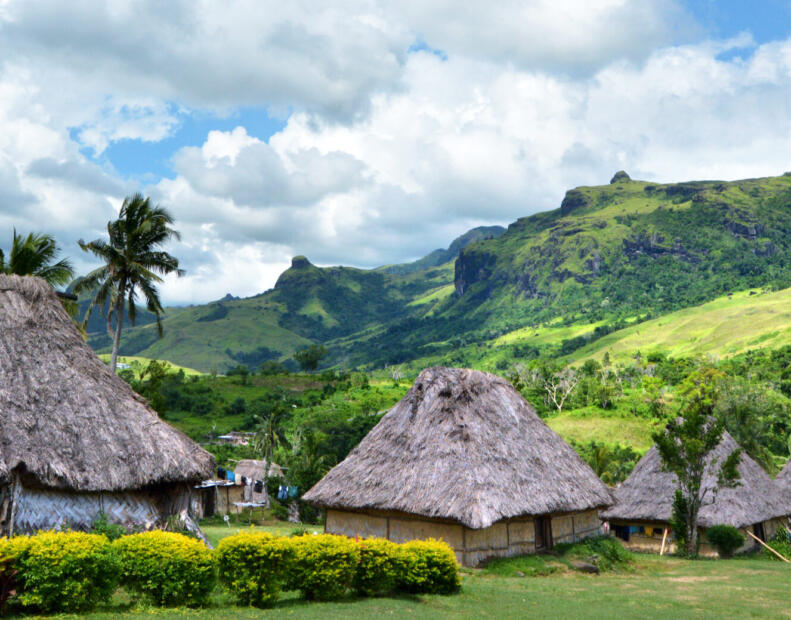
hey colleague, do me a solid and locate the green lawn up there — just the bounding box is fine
[12,548,791,619]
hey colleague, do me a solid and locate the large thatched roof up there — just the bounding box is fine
[303,367,613,529]
[0,275,213,491]
[601,432,786,528]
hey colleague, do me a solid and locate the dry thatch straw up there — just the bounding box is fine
[303,366,613,529]
[0,274,213,492]
[601,432,786,528]
[233,460,284,482]
[775,460,791,515]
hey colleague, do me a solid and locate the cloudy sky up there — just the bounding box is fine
[2,0,791,304]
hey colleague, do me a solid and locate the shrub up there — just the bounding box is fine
[216,532,294,607]
[354,538,399,596]
[763,530,791,561]
[0,532,119,613]
[289,534,360,600]
[0,556,17,614]
[397,538,461,595]
[91,511,127,541]
[705,525,745,558]
[555,535,632,572]
[112,531,215,606]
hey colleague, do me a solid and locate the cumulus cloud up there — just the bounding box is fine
[2,1,791,305]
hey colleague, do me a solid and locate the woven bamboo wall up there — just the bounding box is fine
[12,485,162,534]
[325,508,603,566]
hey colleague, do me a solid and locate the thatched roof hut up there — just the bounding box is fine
[0,275,214,535]
[236,460,284,505]
[304,366,612,565]
[602,432,788,554]
[775,460,791,515]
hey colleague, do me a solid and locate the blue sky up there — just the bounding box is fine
[4,1,791,303]
[77,2,791,186]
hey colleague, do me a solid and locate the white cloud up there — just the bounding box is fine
[2,1,791,305]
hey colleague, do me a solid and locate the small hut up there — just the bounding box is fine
[236,460,284,504]
[0,275,214,535]
[601,432,787,556]
[303,367,613,566]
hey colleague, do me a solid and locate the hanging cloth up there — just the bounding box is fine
[241,476,248,486]
[278,485,287,501]
[254,480,264,493]
[217,467,226,479]
[288,485,299,499]
[235,473,242,485]
[226,469,235,482]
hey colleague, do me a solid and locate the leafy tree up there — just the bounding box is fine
[252,402,291,491]
[226,364,250,385]
[653,368,741,556]
[0,230,74,286]
[76,194,183,373]
[293,345,328,372]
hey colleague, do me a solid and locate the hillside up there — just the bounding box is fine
[91,171,791,371]
[90,227,490,371]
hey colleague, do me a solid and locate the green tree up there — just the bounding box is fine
[252,402,291,491]
[653,368,741,556]
[0,230,74,286]
[76,194,183,373]
[293,345,328,372]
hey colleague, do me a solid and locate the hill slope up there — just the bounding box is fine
[92,171,791,371]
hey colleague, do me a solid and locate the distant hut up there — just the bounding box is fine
[0,275,214,535]
[235,460,284,505]
[601,432,787,556]
[303,367,613,566]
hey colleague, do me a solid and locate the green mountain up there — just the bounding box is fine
[91,171,791,372]
[88,226,493,371]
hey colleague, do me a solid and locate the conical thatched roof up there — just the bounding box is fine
[0,275,213,491]
[601,432,786,528]
[775,460,791,514]
[303,367,613,529]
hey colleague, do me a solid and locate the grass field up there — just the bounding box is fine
[97,354,204,377]
[569,287,791,364]
[19,552,790,619]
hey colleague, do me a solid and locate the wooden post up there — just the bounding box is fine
[746,530,791,563]
[660,528,669,556]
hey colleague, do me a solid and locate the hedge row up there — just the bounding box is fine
[0,531,460,613]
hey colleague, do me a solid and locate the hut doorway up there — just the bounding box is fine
[535,516,553,550]
[753,522,766,542]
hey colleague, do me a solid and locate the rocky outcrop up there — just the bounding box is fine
[454,247,497,296]
[610,170,631,184]
[560,189,591,216]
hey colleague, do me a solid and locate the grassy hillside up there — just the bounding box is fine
[569,287,791,364]
[91,172,791,372]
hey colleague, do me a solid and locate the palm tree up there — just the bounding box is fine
[75,193,183,373]
[0,230,74,286]
[253,402,291,486]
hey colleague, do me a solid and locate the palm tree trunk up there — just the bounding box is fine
[110,285,125,373]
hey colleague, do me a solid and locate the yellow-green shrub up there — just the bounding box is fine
[112,531,215,606]
[289,534,360,600]
[397,539,461,595]
[0,532,119,613]
[354,538,399,596]
[216,532,294,607]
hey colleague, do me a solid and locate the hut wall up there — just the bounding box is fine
[212,485,245,515]
[12,485,161,534]
[325,508,602,566]
[611,519,785,557]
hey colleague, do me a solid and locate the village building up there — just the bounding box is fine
[601,432,787,556]
[774,460,791,520]
[303,366,613,566]
[191,460,284,518]
[0,275,214,535]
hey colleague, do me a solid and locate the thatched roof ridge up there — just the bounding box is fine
[601,432,786,528]
[234,460,284,481]
[303,367,613,529]
[0,275,213,491]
